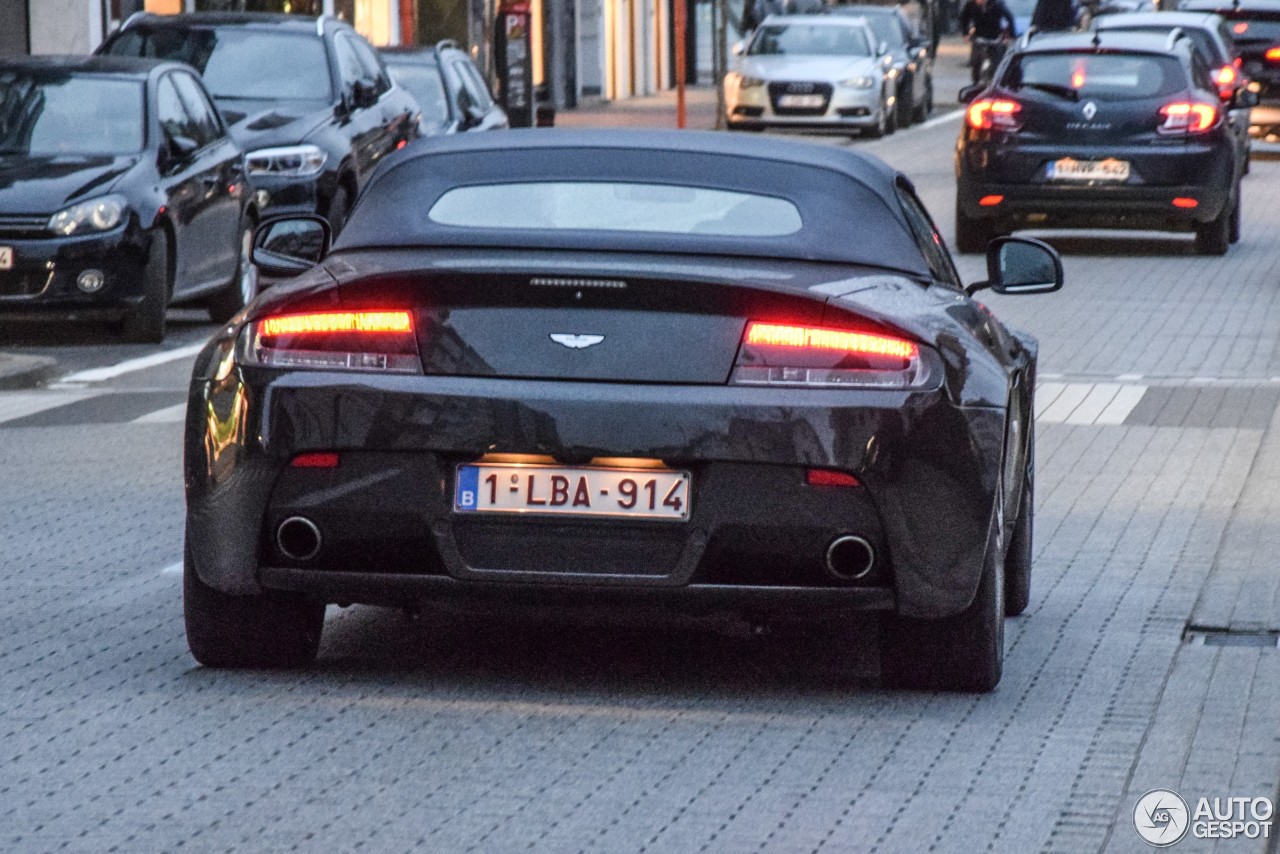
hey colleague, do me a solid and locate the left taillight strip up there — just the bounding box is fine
[240,308,423,374]
[260,311,413,337]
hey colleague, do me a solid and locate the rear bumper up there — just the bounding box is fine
[958,180,1232,228]
[184,363,1007,620]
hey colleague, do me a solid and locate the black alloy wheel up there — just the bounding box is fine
[1229,188,1242,245]
[954,198,996,254]
[206,216,258,323]
[1195,192,1233,255]
[120,229,170,344]
[1005,427,1034,617]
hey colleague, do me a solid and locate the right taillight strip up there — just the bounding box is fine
[732,321,933,390]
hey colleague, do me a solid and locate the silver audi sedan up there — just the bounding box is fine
[724,15,897,137]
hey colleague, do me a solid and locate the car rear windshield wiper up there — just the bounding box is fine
[1018,82,1080,101]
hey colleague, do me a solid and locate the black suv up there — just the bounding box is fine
[99,13,418,234]
[1180,0,1280,140]
[955,31,1250,255]
[380,41,509,136]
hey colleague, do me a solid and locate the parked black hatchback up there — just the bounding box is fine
[99,13,418,235]
[0,56,253,341]
[380,41,509,136]
[955,31,1250,255]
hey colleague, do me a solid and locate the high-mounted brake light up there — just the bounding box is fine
[966,98,1022,131]
[1159,102,1217,134]
[732,321,933,389]
[243,310,422,373]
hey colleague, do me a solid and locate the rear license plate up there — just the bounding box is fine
[1049,157,1130,182]
[454,464,691,521]
[0,247,12,270]
[778,94,825,108]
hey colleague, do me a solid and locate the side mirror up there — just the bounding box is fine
[251,215,331,277]
[1233,87,1260,109]
[350,79,379,110]
[159,134,199,172]
[968,236,1064,295]
[958,83,983,104]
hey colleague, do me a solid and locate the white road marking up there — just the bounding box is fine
[916,108,964,130]
[160,561,183,575]
[1036,381,1148,425]
[1116,373,1144,381]
[132,403,187,424]
[60,343,204,384]
[0,390,101,425]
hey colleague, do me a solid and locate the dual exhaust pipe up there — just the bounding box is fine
[277,516,876,583]
[825,535,876,582]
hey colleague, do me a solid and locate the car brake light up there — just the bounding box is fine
[1217,64,1238,87]
[1159,102,1217,134]
[291,452,341,468]
[732,321,933,389]
[1267,46,1280,61]
[242,310,422,373]
[966,98,1022,131]
[807,469,861,487]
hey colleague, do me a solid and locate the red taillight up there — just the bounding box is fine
[979,195,1004,207]
[806,469,861,488]
[966,98,1022,131]
[246,310,422,373]
[291,452,341,468]
[1159,102,1217,134]
[1172,197,1199,209]
[732,321,930,389]
[1267,47,1280,61]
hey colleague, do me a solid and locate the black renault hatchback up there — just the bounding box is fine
[955,31,1250,255]
[0,56,253,341]
[100,13,418,235]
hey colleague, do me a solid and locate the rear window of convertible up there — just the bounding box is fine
[427,182,804,237]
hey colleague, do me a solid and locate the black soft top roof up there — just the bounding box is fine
[336,129,931,275]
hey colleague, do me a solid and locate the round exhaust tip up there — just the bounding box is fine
[825,535,875,582]
[277,516,321,561]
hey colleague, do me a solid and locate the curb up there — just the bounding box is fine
[0,353,58,391]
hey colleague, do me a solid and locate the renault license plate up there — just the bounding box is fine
[0,247,12,270]
[1049,157,1130,182]
[455,464,691,521]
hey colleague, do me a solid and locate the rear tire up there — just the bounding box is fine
[183,541,325,668]
[120,229,170,344]
[205,216,257,323]
[1195,194,1232,255]
[1005,429,1034,617]
[955,199,995,254]
[1229,188,1242,244]
[881,515,1005,692]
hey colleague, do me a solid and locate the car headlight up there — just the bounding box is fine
[245,145,327,178]
[48,195,127,236]
[737,75,765,90]
[839,77,877,89]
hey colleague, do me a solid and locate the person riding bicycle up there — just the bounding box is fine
[959,0,1016,83]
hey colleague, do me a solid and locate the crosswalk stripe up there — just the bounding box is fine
[1036,381,1148,426]
[0,391,102,425]
[131,403,187,424]
[59,343,204,383]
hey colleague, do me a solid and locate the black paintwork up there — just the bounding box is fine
[0,55,248,319]
[184,132,1041,624]
[956,31,1239,232]
[98,13,418,227]
[380,43,509,136]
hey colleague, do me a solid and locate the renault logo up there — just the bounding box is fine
[1082,101,1098,120]
[550,333,605,349]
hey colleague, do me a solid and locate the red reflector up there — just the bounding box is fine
[807,469,861,487]
[979,195,1004,207]
[744,322,918,360]
[291,452,340,468]
[1172,197,1198,209]
[260,311,412,337]
[396,139,407,149]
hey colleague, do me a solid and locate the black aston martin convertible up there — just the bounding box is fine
[182,130,1062,692]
